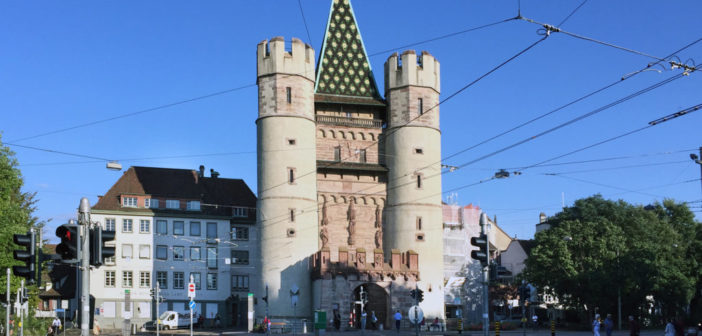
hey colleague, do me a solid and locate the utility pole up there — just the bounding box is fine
[414,284,420,336]
[156,281,160,336]
[480,213,490,336]
[6,268,10,336]
[19,279,24,336]
[78,198,91,336]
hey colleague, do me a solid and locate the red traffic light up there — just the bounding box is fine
[56,224,79,262]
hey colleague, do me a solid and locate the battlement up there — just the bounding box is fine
[384,50,440,93]
[257,37,315,81]
[310,247,419,281]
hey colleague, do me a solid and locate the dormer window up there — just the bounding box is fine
[166,200,180,209]
[233,207,248,218]
[122,197,137,208]
[186,201,201,211]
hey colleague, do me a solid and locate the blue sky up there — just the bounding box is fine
[2,0,701,241]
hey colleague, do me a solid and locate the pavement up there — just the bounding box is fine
[60,328,666,336]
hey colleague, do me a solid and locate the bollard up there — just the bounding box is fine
[496,321,501,336]
[551,320,555,336]
[457,318,463,334]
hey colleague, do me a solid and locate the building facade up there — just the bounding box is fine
[90,166,256,329]
[256,0,445,327]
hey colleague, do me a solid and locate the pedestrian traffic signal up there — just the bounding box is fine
[89,226,116,266]
[12,231,36,283]
[409,289,417,300]
[49,264,76,299]
[417,289,424,303]
[470,233,489,266]
[56,224,79,262]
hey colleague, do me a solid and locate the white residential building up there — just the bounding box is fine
[89,166,257,330]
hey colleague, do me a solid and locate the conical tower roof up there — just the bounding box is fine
[315,0,383,104]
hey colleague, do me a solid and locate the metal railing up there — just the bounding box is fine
[316,115,383,128]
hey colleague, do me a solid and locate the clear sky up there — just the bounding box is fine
[2,0,701,242]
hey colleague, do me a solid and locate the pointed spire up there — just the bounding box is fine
[315,0,381,100]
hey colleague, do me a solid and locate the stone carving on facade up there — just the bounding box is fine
[374,253,383,267]
[321,200,329,226]
[374,205,381,228]
[320,226,329,248]
[347,200,356,245]
[358,252,365,266]
[374,228,383,249]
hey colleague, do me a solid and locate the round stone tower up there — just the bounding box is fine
[383,50,444,317]
[256,37,318,319]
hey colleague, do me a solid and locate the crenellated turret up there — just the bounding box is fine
[384,49,444,319]
[256,36,318,320]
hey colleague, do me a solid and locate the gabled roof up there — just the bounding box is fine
[92,166,256,218]
[314,0,382,103]
[517,239,536,256]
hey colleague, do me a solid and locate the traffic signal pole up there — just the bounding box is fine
[480,213,489,336]
[78,198,91,336]
[6,268,9,336]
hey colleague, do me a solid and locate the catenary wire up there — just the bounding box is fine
[297,0,313,49]
[10,18,514,144]
[557,0,589,27]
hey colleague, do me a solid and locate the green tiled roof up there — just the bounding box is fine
[315,0,381,99]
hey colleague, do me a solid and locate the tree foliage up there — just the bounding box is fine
[524,195,701,321]
[0,135,44,297]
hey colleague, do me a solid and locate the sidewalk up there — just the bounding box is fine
[86,328,664,336]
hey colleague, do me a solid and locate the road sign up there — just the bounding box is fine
[408,305,423,324]
[55,308,65,313]
[189,300,196,310]
[188,282,196,299]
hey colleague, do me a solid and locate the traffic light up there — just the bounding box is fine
[409,289,417,300]
[12,231,36,283]
[470,233,488,266]
[49,264,76,299]
[90,226,116,266]
[360,291,368,304]
[56,224,79,262]
[417,289,424,303]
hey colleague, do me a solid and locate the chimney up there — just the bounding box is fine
[199,165,205,178]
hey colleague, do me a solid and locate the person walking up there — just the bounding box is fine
[665,319,676,336]
[394,310,402,333]
[593,314,602,336]
[604,314,614,336]
[628,316,640,336]
[371,311,378,329]
[52,317,62,335]
[533,314,539,330]
[361,309,367,331]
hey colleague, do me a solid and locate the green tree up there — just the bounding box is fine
[524,195,700,323]
[0,134,45,304]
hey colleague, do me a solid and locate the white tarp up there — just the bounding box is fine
[138,302,151,318]
[102,302,116,318]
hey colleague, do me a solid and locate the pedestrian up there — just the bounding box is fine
[394,310,402,333]
[674,318,685,336]
[665,319,675,336]
[52,317,62,334]
[333,310,341,330]
[593,314,601,336]
[628,316,640,336]
[361,309,367,331]
[371,311,378,329]
[604,314,614,336]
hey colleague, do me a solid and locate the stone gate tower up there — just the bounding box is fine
[256,0,445,324]
[256,37,318,318]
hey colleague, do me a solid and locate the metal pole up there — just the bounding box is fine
[78,198,91,336]
[190,274,193,336]
[19,280,24,336]
[6,268,10,336]
[414,284,419,336]
[156,281,160,336]
[617,287,622,330]
[266,285,270,336]
[480,213,490,336]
